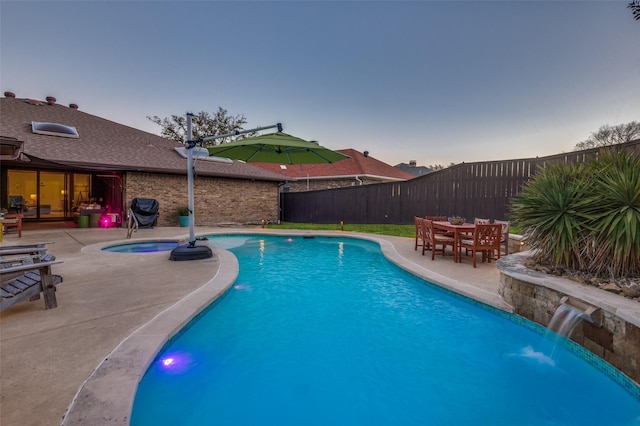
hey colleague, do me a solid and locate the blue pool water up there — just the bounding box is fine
[101,241,183,253]
[131,235,640,425]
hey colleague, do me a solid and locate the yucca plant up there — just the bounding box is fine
[510,161,596,270]
[511,149,640,279]
[582,150,640,277]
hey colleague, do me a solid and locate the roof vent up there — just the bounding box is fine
[32,121,79,138]
[46,96,56,105]
[69,103,79,109]
[4,91,16,98]
[410,160,417,167]
[363,151,369,157]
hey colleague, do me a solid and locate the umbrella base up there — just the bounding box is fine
[170,244,213,261]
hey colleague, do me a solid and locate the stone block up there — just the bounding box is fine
[583,322,613,351]
[582,337,604,358]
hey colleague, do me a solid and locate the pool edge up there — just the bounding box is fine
[60,243,239,425]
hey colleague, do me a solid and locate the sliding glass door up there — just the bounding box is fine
[6,170,91,219]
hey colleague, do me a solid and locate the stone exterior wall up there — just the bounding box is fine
[124,172,279,226]
[499,269,640,385]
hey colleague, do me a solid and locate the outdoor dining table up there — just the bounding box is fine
[432,220,476,263]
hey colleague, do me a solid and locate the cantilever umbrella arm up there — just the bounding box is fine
[186,123,283,149]
[183,113,283,245]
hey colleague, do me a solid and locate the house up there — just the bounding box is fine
[0,92,286,227]
[395,160,433,177]
[250,149,414,192]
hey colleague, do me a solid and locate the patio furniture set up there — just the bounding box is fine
[414,216,509,268]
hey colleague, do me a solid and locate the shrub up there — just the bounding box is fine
[176,206,190,217]
[583,150,640,277]
[511,149,640,278]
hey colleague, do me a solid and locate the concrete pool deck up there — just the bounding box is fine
[1,225,506,426]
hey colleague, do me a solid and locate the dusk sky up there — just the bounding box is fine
[1,1,638,167]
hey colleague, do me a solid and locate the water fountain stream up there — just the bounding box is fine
[544,296,600,357]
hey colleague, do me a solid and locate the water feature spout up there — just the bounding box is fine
[547,296,601,339]
[543,297,601,358]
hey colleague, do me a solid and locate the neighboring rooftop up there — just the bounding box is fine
[251,149,415,182]
[395,160,433,177]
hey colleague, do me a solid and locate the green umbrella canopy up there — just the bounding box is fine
[206,132,350,164]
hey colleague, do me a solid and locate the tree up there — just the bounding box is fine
[427,163,456,171]
[629,1,640,20]
[573,121,640,151]
[147,107,255,146]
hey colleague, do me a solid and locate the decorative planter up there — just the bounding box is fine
[178,216,189,227]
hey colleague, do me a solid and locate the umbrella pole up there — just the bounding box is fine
[171,116,283,261]
[170,113,213,260]
[187,113,196,245]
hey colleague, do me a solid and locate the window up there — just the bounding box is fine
[32,121,79,138]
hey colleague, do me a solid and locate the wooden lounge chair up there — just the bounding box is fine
[0,243,63,311]
[458,224,502,268]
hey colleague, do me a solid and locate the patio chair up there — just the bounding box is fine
[414,216,425,251]
[0,243,63,310]
[425,216,454,237]
[494,219,510,255]
[458,224,502,268]
[422,219,456,260]
[461,217,491,253]
[1,213,23,238]
[8,195,25,213]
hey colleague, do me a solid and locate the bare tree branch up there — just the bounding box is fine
[574,121,640,150]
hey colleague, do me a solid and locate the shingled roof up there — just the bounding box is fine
[0,94,284,181]
[250,149,415,181]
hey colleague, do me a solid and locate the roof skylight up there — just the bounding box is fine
[31,121,79,138]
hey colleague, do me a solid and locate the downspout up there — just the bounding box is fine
[354,176,363,185]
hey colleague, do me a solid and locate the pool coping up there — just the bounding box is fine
[59,230,512,424]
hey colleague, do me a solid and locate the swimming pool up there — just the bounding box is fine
[131,235,640,425]
[101,240,183,253]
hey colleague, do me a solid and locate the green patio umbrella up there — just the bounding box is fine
[206,132,350,164]
[171,116,348,261]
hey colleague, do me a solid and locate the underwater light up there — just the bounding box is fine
[157,352,194,374]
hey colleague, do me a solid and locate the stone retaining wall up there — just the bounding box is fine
[497,253,640,386]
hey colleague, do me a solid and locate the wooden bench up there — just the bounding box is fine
[0,242,63,311]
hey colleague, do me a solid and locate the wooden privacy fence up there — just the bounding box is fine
[281,140,640,225]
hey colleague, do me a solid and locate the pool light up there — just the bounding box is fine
[158,352,192,374]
